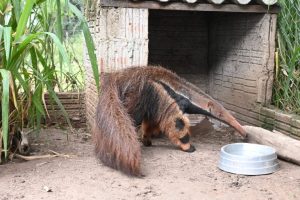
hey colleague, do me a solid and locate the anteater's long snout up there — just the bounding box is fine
[228,117,247,137]
[208,101,247,138]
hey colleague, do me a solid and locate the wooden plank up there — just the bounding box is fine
[100,0,280,14]
[44,93,84,100]
[45,98,85,105]
[46,104,85,110]
[47,112,85,118]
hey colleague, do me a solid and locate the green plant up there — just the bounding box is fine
[0,0,99,162]
[273,1,300,114]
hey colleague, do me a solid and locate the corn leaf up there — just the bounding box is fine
[15,0,35,41]
[69,2,100,91]
[3,26,11,63]
[45,32,69,66]
[14,71,30,94]
[0,69,10,159]
[12,0,21,23]
[0,25,3,44]
[35,50,52,119]
[9,73,18,111]
[10,33,43,69]
[15,33,41,53]
[56,0,63,82]
[30,48,45,115]
[0,3,4,13]
[45,83,72,128]
[32,84,45,116]
[10,32,68,71]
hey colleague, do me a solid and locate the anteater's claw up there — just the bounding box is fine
[183,144,196,153]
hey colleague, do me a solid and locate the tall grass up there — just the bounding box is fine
[60,34,85,91]
[272,1,300,113]
[0,0,99,162]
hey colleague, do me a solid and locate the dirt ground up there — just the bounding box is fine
[1,119,300,200]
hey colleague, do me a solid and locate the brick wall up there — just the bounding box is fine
[148,11,283,135]
[259,107,300,139]
[148,11,277,118]
[45,93,86,128]
[84,4,149,127]
[148,10,209,92]
[84,6,285,137]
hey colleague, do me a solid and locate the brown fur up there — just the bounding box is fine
[92,66,245,176]
[141,81,192,151]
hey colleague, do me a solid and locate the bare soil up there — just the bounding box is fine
[1,119,300,200]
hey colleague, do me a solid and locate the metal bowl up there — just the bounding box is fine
[218,143,279,175]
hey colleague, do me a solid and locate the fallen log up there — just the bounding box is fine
[243,125,300,166]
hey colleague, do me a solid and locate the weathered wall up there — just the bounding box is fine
[80,0,300,141]
[148,11,277,119]
[84,5,282,136]
[148,10,208,74]
[209,13,277,126]
[259,107,300,139]
[84,3,148,127]
[148,10,209,92]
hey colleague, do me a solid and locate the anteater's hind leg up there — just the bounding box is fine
[160,107,195,153]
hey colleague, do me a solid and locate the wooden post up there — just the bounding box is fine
[256,0,277,5]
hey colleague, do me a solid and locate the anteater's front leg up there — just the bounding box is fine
[141,120,163,147]
[141,121,155,146]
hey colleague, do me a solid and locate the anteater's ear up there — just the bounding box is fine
[207,101,213,109]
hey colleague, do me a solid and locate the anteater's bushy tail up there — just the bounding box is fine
[92,83,141,176]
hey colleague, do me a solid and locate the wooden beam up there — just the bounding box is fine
[230,0,251,5]
[207,0,225,4]
[256,0,277,6]
[100,0,280,14]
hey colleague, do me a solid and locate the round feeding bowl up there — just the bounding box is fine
[218,143,279,175]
